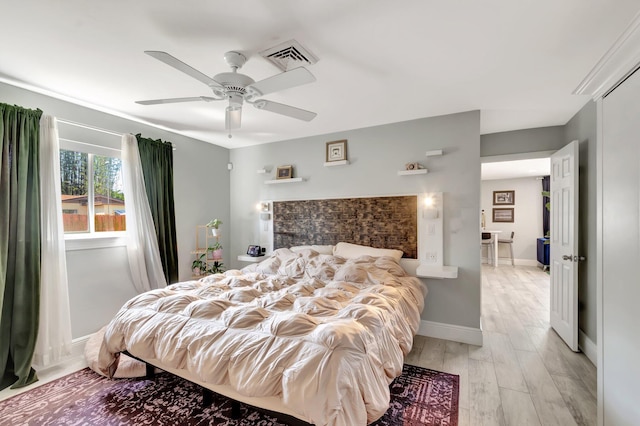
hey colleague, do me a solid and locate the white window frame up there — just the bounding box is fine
[59,138,127,250]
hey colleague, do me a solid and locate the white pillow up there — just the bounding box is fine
[290,245,335,255]
[333,242,403,262]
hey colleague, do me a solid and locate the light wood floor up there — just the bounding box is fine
[406,265,596,426]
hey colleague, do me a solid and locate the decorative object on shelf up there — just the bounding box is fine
[191,253,207,276]
[206,218,223,236]
[481,209,486,229]
[208,260,225,274]
[493,190,515,205]
[208,242,223,260]
[493,207,514,223]
[325,139,347,162]
[246,245,263,257]
[405,162,422,171]
[276,165,293,179]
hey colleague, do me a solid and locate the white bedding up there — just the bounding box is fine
[98,248,427,425]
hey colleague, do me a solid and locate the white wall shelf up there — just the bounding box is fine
[415,264,458,279]
[398,169,428,176]
[265,177,304,185]
[256,169,267,174]
[237,255,265,262]
[425,149,443,157]
[324,160,349,167]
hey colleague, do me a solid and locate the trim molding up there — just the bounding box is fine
[481,258,540,267]
[417,320,483,346]
[579,329,597,367]
[574,11,640,99]
[32,334,91,372]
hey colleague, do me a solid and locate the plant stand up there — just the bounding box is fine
[191,225,224,278]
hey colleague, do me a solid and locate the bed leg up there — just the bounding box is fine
[202,388,213,406]
[231,400,241,419]
[145,362,155,379]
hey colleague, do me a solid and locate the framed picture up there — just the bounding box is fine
[276,165,293,179]
[493,208,514,223]
[326,139,347,162]
[493,190,515,205]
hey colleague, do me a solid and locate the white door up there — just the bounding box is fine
[550,140,579,352]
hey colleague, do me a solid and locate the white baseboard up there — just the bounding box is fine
[417,320,483,346]
[481,258,538,267]
[71,334,92,358]
[33,334,92,372]
[579,329,597,366]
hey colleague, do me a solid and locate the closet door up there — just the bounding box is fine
[601,66,640,424]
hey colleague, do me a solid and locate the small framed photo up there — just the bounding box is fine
[276,165,293,179]
[326,140,347,162]
[493,208,514,223]
[493,190,515,205]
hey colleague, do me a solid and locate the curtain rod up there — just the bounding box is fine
[56,118,123,137]
[56,118,177,150]
[59,137,121,152]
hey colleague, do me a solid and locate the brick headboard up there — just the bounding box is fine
[273,195,418,258]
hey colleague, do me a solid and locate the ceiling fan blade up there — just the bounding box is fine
[246,67,315,97]
[253,100,317,121]
[136,96,219,105]
[225,106,242,130]
[145,51,222,88]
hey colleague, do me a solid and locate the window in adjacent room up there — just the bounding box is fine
[60,143,126,235]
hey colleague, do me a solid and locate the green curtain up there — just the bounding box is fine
[135,134,178,284]
[0,104,42,390]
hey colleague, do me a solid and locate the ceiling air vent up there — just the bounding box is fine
[260,40,318,72]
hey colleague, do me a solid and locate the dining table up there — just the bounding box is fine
[483,229,502,267]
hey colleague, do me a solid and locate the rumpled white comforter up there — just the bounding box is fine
[98,248,427,426]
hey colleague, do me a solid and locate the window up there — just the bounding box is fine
[60,143,125,235]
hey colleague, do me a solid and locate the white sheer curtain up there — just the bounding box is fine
[34,115,72,367]
[121,134,167,293]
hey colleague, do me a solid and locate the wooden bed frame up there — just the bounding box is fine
[122,351,314,426]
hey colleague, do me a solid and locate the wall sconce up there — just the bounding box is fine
[257,202,271,221]
[424,195,438,219]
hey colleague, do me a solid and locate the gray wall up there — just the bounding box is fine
[481,126,565,157]
[480,104,598,345]
[1,82,230,337]
[230,111,482,329]
[564,100,597,344]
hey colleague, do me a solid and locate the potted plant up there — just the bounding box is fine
[208,242,223,260]
[208,260,225,274]
[206,219,223,236]
[191,253,207,276]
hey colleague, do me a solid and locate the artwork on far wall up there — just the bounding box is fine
[276,165,293,179]
[493,190,515,205]
[493,208,514,223]
[326,139,348,162]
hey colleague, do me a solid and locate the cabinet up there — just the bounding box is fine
[191,225,224,278]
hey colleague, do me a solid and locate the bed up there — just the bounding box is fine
[97,244,427,425]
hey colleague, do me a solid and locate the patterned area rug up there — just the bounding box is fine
[0,364,458,425]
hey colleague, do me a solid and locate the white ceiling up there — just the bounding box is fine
[2,1,639,149]
[481,158,550,180]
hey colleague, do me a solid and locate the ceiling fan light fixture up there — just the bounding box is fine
[225,105,242,131]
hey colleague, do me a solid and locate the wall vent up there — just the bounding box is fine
[260,39,318,72]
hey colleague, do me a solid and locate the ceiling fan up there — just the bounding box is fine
[136,50,317,135]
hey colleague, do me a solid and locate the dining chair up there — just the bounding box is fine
[481,232,494,265]
[498,231,515,266]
